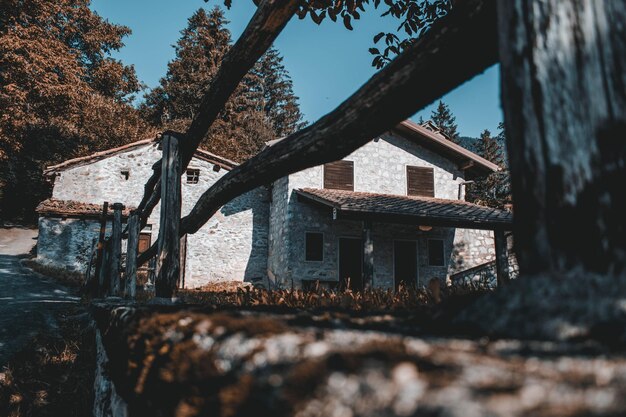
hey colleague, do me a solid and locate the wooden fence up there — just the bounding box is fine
[87,0,626,298]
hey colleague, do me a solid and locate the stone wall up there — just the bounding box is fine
[40,142,269,288]
[268,132,496,288]
[37,217,108,272]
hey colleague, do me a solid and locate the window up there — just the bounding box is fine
[186,169,200,184]
[305,232,324,261]
[324,160,354,191]
[120,170,130,180]
[407,166,434,197]
[428,239,445,266]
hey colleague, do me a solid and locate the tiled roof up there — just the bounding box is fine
[44,133,238,176]
[36,199,135,218]
[265,120,499,178]
[295,188,513,230]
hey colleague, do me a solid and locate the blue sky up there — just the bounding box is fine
[91,0,503,138]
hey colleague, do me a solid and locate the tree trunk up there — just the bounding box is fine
[497,0,626,275]
[109,203,124,295]
[125,210,140,299]
[156,134,181,298]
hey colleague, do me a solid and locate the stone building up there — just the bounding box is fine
[36,120,514,289]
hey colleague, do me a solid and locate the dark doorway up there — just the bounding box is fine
[394,240,418,289]
[339,238,363,291]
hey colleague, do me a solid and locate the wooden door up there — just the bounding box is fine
[394,241,418,289]
[339,238,363,291]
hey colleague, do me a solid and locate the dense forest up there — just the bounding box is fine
[0,2,303,222]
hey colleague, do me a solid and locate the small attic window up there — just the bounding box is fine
[186,169,200,184]
[120,170,130,180]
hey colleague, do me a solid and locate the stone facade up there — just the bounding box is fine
[38,128,505,290]
[267,133,498,288]
[38,141,269,287]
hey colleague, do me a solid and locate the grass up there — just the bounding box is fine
[177,279,492,312]
[0,307,95,417]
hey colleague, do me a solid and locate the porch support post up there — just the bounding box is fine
[109,202,124,296]
[362,220,374,289]
[156,133,181,298]
[125,210,140,299]
[494,228,510,286]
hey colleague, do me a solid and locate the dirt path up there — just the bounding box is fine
[0,227,80,366]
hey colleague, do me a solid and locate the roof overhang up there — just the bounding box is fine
[43,132,238,178]
[393,120,500,178]
[295,188,513,231]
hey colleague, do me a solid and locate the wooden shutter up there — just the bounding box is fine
[324,160,354,191]
[138,233,151,255]
[406,166,434,197]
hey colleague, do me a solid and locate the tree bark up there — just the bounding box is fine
[497,0,626,275]
[155,134,182,298]
[125,210,140,299]
[108,203,124,296]
[136,0,498,265]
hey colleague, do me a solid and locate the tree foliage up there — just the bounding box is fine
[466,124,512,208]
[287,0,451,68]
[0,0,149,221]
[430,100,459,142]
[141,7,304,162]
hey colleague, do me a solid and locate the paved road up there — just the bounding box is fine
[0,227,80,366]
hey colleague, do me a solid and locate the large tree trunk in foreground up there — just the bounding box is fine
[498,0,626,275]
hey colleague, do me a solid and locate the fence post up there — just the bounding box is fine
[125,210,140,299]
[494,228,510,286]
[98,240,110,296]
[108,203,124,296]
[90,202,109,295]
[156,133,181,298]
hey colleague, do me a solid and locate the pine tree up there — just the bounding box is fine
[141,7,303,161]
[253,48,305,136]
[430,100,459,142]
[466,125,512,208]
[0,0,148,221]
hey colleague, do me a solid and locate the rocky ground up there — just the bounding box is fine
[95,301,626,417]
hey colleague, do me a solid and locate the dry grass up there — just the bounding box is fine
[178,280,491,312]
[0,308,94,417]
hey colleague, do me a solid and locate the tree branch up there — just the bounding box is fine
[134,0,299,220]
[138,0,498,266]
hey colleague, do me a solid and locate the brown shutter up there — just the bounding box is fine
[407,166,434,197]
[138,233,151,255]
[324,160,354,191]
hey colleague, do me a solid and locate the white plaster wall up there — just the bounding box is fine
[42,143,269,287]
